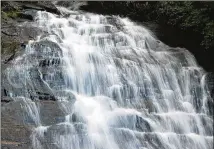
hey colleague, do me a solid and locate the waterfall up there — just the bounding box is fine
[3,5,213,149]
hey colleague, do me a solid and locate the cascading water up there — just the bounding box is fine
[3,4,213,149]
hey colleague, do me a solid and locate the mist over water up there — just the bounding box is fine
[3,5,213,149]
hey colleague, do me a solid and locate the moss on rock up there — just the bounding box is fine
[4,10,21,18]
[1,41,20,55]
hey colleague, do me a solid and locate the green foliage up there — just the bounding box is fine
[202,21,214,49]
[141,2,214,49]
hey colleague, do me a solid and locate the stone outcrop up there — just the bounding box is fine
[1,1,60,100]
[1,1,60,65]
[1,2,63,149]
[1,99,65,149]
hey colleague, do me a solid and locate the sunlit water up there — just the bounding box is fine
[3,5,213,149]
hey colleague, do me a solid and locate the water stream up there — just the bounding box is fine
[3,5,213,149]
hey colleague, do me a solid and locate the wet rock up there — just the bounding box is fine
[1,1,60,67]
[0,2,64,148]
[36,92,56,101]
[1,1,60,16]
[1,100,32,149]
[1,99,67,148]
[1,19,42,65]
[1,96,13,104]
[32,40,63,56]
[55,1,87,11]
[54,90,76,101]
[21,1,61,15]
[37,100,66,125]
[135,116,151,132]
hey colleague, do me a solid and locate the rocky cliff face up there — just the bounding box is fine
[1,1,60,64]
[1,2,63,148]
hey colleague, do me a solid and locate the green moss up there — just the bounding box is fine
[1,41,20,55]
[7,10,20,18]
[1,10,20,19]
[1,11,8,19]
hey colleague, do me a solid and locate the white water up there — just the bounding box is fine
[3,6,213,149]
